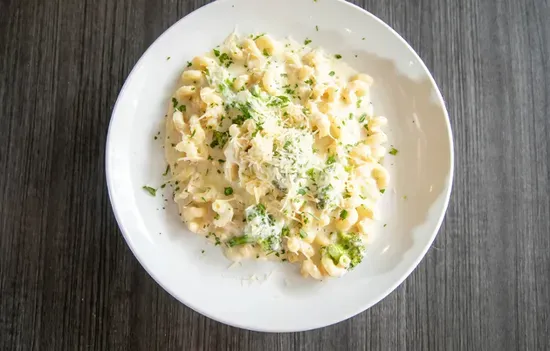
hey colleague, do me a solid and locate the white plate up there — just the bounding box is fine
[106,0,453,332]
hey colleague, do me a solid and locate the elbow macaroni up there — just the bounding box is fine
[163,32,390,280]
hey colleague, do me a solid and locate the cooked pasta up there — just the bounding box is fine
[164,32,389,279]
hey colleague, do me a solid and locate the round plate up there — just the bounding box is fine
[106,0,453,332]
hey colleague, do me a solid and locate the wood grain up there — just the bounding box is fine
[0,0,549,350]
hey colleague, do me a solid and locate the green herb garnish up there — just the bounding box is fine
[267,95,290,107]
[340,209,349,220]
[227,235,254,247]
[218,53,232,67]
[210,130,229,148]
[281,226,290,237]
[224,187,234,196]
[253,33,266,40]
[389,147,398,155]
[142,186,156,196]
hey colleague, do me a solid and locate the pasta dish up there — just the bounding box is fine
[163,32,389,279]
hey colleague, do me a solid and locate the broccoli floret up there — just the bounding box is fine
[326,244,346,262]
[324,232,365,269]
[241,204,283,253]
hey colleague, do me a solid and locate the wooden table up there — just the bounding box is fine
[1,0,549,349]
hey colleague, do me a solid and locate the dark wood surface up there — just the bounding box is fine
[1,0,549,349]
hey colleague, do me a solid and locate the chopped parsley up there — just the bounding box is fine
[246,204,267,221]
[326,154,336,165]
[267,95,290,107]
[217,52,232,67]
[380,189,386,194]
[304,38,312,45]
[283,140,292,151]
[389,147,399,155]
[359,113,367,123]
[253,33,266,40]
[335,54,342,59]
[210,130,229,148]
[297,188,307,195]
[316,184,333,210]
[281,226,290,237]
[213,48,220,57]
[316,25,319,31]
[299,229,308,239]
[142,186,156,196]
[329,71,335,76]
[306,168,316,180]
[163,165,170,176]
[186,61,192,67]
[166,56,171,60]
[340,209,349,220]
[172,97,186,112]
[224,187,234,196]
